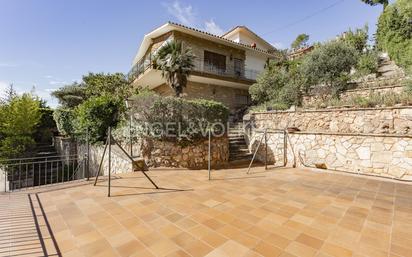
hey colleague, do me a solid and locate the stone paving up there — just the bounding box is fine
[1,166,412,257]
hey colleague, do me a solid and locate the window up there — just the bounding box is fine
[234,58,244,77]
[235,94,250,106]
[204,51,226,73]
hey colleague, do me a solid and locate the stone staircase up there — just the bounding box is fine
[228,123,253,162]
[348,55,406,89]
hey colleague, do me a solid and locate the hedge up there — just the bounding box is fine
[128,93,229,142]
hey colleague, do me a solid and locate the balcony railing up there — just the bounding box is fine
[128,55,259,82]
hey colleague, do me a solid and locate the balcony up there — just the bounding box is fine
[128,55,259,82]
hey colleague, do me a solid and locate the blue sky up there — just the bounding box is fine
[0,0,385,107]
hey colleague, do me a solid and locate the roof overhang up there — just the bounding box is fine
[132,22,278,65]
[222,26,276,52]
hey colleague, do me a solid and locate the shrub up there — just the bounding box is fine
[300,40,358,97]
[355,51,380,77]
[128,93,229,142]
[249,59,303,107]
[249,63,289,104]
[53,108,75,136]
[74,96,124,143]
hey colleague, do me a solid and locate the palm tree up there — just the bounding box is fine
[153,40,195,97]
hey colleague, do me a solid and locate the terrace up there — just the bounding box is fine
[1,166,412,257]
[128,54,258,83]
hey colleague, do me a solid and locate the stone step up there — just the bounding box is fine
[229,139,247,143]
[230,150,250,155]
[229,143,248,148]
[229,154,253,161]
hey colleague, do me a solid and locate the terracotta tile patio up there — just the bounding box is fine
[1,166,412,257]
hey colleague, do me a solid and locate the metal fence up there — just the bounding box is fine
[128,55,259,81]
[0,154,89,192]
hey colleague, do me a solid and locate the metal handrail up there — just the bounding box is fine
[0,154,79,163]
[129,55,259,81]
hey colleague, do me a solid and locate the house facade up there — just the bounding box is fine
[130,22,279,111]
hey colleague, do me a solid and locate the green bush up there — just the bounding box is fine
[249,59,303,107]
[74,96,124,143]
[128,93,229,142]
[376,0,412,69]
[355,51,380,77]
[53,108,75,136]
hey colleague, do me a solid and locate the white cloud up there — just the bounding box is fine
[44,75,53,79]
[49,80,67,85]
[0,62,17,68]
[164,1,196,26]
[204,19,224,36]
[271,42,284,49]
[163,1,225,36]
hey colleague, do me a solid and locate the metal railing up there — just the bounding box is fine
[128,55,259,81]
[0,154,88,192]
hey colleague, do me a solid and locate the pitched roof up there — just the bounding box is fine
[132,22,280,65]
[168,22,276,54]
[221,25,276,51]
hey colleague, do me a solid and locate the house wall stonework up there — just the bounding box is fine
[154,81,249,111]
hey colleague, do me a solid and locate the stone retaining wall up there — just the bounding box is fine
[141,136,229,169]
[250,106,412,135]
[77,136,229,174]
[54,137,77,156]
[303,85,404,106]
[249,131,412,180]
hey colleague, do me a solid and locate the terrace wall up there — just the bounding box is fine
[246,107,412,180]
[250,106,412,135]
[77,136,229,175]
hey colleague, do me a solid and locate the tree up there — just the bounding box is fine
[0,94,42,158]
[51,73,130,108]
[82,72,130,99]
[74,96,124,143]
[291,34,310,50]
[1,84,17,104]
[51,82,87,108]
[153,40,195,97]
[360,0,388,9]
[376,0,412,70]
[341,26,369,53]
[300,40,358,97]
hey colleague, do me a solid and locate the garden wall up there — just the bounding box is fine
[76,136,229,176]
[248,131,412,180]
[250,106,412,134]
[247,107,412,180]
[302,85,404,106]
[141,136,229,169]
